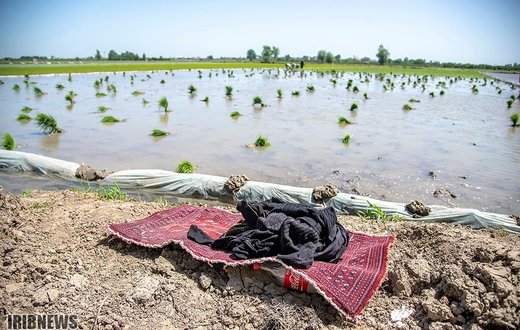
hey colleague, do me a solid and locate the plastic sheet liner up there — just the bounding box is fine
[1,150,518,233]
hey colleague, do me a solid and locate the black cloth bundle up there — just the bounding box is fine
[187,198,349,269]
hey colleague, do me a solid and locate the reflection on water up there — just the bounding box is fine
[40,133,60,150]
[0,69,519,214]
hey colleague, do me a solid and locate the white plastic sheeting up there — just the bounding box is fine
[1,150,518,233]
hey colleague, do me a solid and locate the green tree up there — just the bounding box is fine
[317,50,327,63]
[261,45,272,63]
[335,54,341,62]
[376,44,390,65]
[246,49,257,61]
[272,46,280,62]
[95,49,102,60]
[108,50,118,60]
[325,52,334,63]
[142,53,146,60]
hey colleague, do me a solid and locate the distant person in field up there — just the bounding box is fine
[300,60,304,69]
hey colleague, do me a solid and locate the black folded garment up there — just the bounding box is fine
[187,198,349,269]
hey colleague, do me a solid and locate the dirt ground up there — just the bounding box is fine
[0,189,518,329]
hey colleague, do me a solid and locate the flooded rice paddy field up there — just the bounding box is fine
[0,69,519,214]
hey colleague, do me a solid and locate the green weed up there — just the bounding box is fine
[132,90,144,96]
[357,201,404,221]
[96,92,107,97]
[98,183,127,200]
[55,83,65,90]
[306,85,315,92]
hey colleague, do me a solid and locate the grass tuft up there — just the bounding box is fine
[98,182,127,200]
[35,113,63,134]
[2,133,16,150]
[177,160,195,173]
[357,201,403,221]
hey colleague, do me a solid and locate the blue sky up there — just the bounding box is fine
[0,0,518,65]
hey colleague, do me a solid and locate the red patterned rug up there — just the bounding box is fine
[108,205,394,319]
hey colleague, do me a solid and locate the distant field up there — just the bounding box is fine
[0,61,487,78]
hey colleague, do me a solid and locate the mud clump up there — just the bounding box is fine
[406,200,431,217]
[75,163,110,181]
[312,184,339,202]
[224,174,249,194]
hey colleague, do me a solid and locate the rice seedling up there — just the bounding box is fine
[96,92,107,97]
[403,104,413,111]
[409,98,421,103]
[511,95,517,101]
[429,91,435,97]
[341,134,351,144]
[160,79,165,84]
[94,80,102,88]
[364,92,368,99]
[65,91,76,104]
[35,113,63,134]
[132,90,144,96]
[253,96,263,105]
[177,160,195,173]
[511,113,519,127]
[330,79,337,85]
[306,85,315,92]
[346,80,353,90]
[277,89,283,98]
[188,84,197,95]
[350,103,358,111]
[67,73,72,82]
[337,116,353,125]
[2,133,15,150]
[507,98,514,108]
[353,86,359,93]
[254,135,271,147]
[142,98,149,105]
[17,114,31,121]
[225,85,233,97]
[201,96,209,103]
[472,85,479,93]
[97,106,109,113]
[440,90,445,96]
[230,111,241,118]
[21,106,32,113]
[33,86,44,96]
[55,83,65,90]
[13,84,20,91]
[150,129,169,136]
[101,116,120,123]
[159,97,170,112]
[107,84,117,93]
[291,91,300,96]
